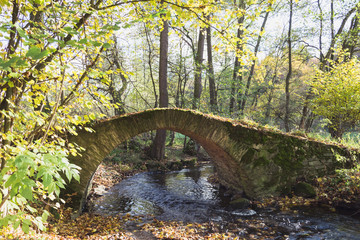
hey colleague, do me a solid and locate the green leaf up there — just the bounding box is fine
[22,177,36,187]
[21,220,30,234]
[44,153,57,164]
[20,185,33,200]
[63,26,72,31]
[65,169,72,182]
[63,26,78,35]
[15,155,35,170]
[13,220,21,230]
[15,25,27,39]
[26,46,50,60]
[43,173,52,188]
[42,210,49,222]
[67,40,77,47]
[56,180,65,189]
[90,41,102,47]
[48,182,56,194]
[9,72,21,78]
[26,46,41,58]
[103,42,111,49]
[5,173,18,188]
[73,171,80,182]
[0,56,23,70]
[54,185,60,196]
[78,38,88,44]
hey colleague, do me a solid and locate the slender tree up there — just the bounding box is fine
[240,9,270,114]
[151,4,169,160]
[284,0,293,132]
[144,24,158,108]
[229,0,245,114]
[193,28,205,109]
[206,25,217,112]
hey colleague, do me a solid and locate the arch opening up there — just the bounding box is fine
[84,132,220,211]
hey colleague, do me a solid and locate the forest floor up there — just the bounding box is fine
[1,145,360,239]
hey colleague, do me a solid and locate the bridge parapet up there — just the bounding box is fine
[65,108,356,213]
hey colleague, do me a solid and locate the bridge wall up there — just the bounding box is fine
[65,108,354,213]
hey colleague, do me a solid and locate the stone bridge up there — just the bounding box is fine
[66,108,354,213]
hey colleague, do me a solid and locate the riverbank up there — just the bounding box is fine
[1,145,359,239]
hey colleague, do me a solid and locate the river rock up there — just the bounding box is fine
[230,197,251,209]
[293,182,316,198]
[232,209,257,216]
[93,185,107,196]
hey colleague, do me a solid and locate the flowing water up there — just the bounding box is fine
[92,164,360,239]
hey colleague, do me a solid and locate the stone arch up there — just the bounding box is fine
[66,108,354,213]
[66,109,245,212]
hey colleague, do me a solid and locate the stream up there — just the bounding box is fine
[92,164,360,239]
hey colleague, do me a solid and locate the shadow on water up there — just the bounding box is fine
[92,164,360,239]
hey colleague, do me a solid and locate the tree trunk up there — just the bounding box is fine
[192,28,205,109]
[284,0,293,132]
[341,8,360,59]
[240,10,270,114]
[151,13,168,161]
[230,0,245,115]
[328,118,344,139]
[299,94,311,130]
[144,24,158,108]
[206,26,217,112]
[1,0,20,170]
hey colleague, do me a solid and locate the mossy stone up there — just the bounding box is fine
[183,158,197,167]
[146,161,166,171]
[166,160,183,170]
[230,197,251,209]
[294,182,316,198]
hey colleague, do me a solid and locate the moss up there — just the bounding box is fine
[146,160,167,171]
[136,110,156,121]
[273,140,305,173]
[242,149,256,164]
[293,182,316,198]
[183,158,197,167]
[229,197,251,209]
[166,160,183,170]
[253,156,270,168]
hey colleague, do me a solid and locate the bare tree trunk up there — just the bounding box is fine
[206,25,217,112]
[192,28,205,109]
[144,24,158,108]
[299,94,311,130]
[1,0,20,170]
[240,10,270,114]
[341,8,360,59]
[151,12,168,161]
[284,0,293,132]
[229,65,238,114]
[331,0,334,41]
[230,0,245,115]
[175,42,183,107]
[318,0,323,63]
